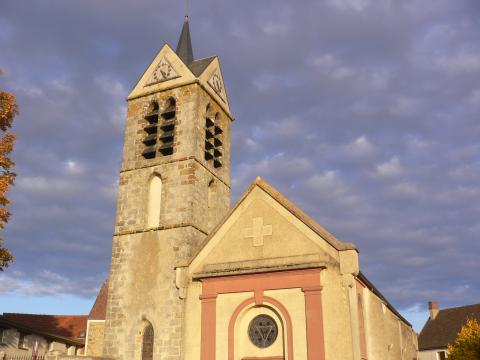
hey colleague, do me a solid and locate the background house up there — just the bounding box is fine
[418,301,480,360]
[0,281,108,359]
[0,314,86,358]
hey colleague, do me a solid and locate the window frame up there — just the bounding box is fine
[0,328,6,344]
[204,104,223,168]
[18,332,28,349]
[142,98,177,159]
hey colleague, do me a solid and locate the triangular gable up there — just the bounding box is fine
[198,57,232,115]
[189,177,357,276]
[146,56,180,86]
[128,44,197,100]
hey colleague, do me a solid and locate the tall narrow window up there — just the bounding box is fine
[158,98,176,156]
[18,333,26,349]
[147,175,162,228]
[142,101,159,159]
[142,98,176,159]
[204,105,223,168]
[141,321,154,360]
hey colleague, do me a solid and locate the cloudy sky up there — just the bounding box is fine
[1,0,479,330]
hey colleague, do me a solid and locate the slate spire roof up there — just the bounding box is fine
[173,16,216,78]
[176,16,194,65]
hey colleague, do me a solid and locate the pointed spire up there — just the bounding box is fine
[176,16,194,65]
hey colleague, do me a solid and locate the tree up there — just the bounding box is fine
[0,69,18,271]
[447,318,480,360]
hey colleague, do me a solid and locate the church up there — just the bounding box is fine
[79,17,418,360]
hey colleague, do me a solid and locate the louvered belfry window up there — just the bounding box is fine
[142,98,176,159]
[204,105,223,168]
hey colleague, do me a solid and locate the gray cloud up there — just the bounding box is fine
[1,0,479,322]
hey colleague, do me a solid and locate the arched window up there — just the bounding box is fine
[158,98,176,156]
[204,105,223,168]
[142,102,160,159]
[142,98,176,159]
[147,175,162,228]
[141,321,154,360]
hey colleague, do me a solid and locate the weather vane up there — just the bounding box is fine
[185,0,189,18]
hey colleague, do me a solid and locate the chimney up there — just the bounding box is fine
[428,301,439,320]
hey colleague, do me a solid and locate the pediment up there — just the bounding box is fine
[189,179,356,277]
[128,44,197,100]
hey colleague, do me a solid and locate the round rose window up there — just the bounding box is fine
[248,314,278,348]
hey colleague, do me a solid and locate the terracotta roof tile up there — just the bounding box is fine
[2,313,87,343]
[418,303,480,350]
[88,280,109,320]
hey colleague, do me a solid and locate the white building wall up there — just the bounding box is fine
[418,349,448,360]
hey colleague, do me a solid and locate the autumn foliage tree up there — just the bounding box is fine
[0,69,17,271]
[447,318,480,360]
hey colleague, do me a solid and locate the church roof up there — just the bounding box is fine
[188,56,217,77]
[418,303,480,350]
[357,272,412,327]
[188,177,357,266]
[88,280,109,320]
[176,16,194,65]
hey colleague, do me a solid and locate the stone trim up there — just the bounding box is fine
[57,356,113,360]
[192,262,327,280]
[113,223,208,237]
[119,156,230,188]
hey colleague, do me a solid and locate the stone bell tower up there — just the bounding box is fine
[103,17,233,360]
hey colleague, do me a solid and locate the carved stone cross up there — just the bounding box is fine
[244,217,273,247]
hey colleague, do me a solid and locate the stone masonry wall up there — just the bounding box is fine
[85,321,105,357]
[114,159,229,236]
[103,227,205,360]
[121,83,231,188]
[115,83,231,235]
